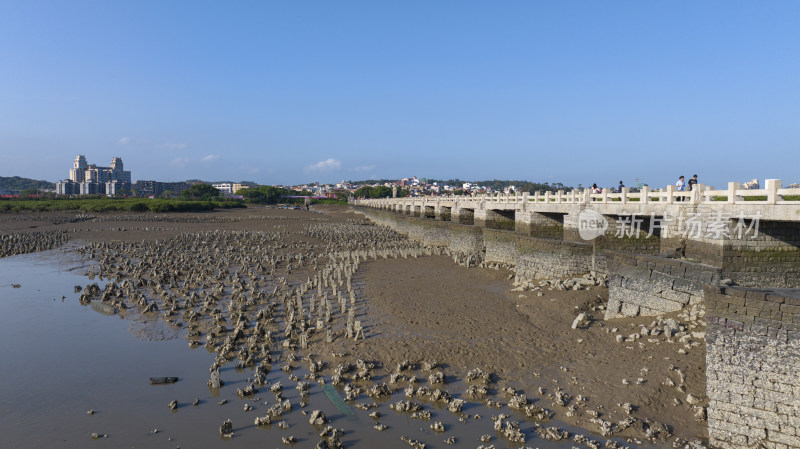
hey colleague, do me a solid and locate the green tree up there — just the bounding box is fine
[130,202,149,212]
[239,188,267,203]
[259,186,287,204]
[180,184,221,200]
[353,186,396,198]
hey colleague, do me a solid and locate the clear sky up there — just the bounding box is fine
[1,1,799,189]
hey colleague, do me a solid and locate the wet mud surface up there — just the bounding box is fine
[0,206,708,448]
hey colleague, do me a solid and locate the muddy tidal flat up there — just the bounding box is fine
[0,206,709,448]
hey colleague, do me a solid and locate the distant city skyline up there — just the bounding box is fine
[2,1,799,189]
[29,153,797,192]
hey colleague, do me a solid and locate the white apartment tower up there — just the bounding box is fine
[70,154,88,182]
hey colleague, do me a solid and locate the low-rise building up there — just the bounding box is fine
[212,183,233,194]
[105,181,131,196]
[132,180,191,197]
[56,180,80,195]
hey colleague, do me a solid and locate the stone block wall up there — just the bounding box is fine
[389,215,412,238]
[483,228,517,265]
[455,208,475,225]
[405,219,426,242]
[421,220,455,247]
[515,236,595,283]
[359,209,397,230]
[436,206,452,221]
[721,220,800,288]
[483,209,516,231]
[561,212,661,254]
[663,217,800,287]
[447,223,484,257]
[605,252,720,318]
[595,215,662,254]
[357,207,484,259]
[515,211,564,239]
[685,239,724,267]
[704,285,800,449]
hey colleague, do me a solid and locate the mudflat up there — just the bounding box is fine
[0,205,708,448]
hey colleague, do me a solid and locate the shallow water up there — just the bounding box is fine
[0,248,648,449]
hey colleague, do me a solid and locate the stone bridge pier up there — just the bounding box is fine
[435,205,452,221]
[515,211,565,239]
[453,207,475,225]
[475,208,515,230]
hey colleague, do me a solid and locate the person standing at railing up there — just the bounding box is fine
[591,183,602,194]
[617,181,624,193]
[687,174,698,191]
[676,176,686,201]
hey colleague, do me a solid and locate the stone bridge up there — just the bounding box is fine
[353,179,800,449]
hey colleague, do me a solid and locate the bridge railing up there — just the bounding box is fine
[358,179,800,207]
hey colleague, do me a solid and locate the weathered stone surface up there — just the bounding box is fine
[605,252,718,318]
[514,236,596,283]
[706,287,800,449]
[483,229,517,266]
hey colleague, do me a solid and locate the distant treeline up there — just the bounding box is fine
[353,186,409,198]
[0,176,55,192]
[0,198,244,213]
[237,185,347,204]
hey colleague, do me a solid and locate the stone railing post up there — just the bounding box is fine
[641,185,650,204]
[601,188,608,203]
[557,190,563,203]
[545,191,551,203]
[621,187,629,204]
[690,184,705,204]
[666,185,675,204]
[583,189,591,204]
[727,182,740,204]
[766,179,781,204]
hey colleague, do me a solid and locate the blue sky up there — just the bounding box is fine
[1,1,799,189]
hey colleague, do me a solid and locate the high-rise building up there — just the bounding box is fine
[742,179,760,190]
[69,155,88,182]
[57,155,132,196]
